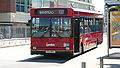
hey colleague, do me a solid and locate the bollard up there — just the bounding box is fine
[100,57,104,68]
[81,62,86,68]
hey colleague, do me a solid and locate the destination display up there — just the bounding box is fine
[110,11,120,47]
[34,9,68,15]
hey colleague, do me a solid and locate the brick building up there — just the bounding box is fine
[0,0,31,26]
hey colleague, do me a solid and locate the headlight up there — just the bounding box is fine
[32,47,37,49]
[66,47,70,50]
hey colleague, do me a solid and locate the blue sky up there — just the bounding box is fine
[92,0,104,13]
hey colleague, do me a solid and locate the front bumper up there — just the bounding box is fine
[31,50,73,56]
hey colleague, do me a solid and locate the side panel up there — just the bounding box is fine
[96,32,103,43]
[80,33,96,51]
[80,32,103,52]
[79,17,103,52]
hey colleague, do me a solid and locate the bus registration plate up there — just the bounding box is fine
[45,51,56,53]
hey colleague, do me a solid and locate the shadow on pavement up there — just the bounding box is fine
[98,52,120,68]
[18,55,72,63]
[98,52,120,59]
[17,47,96,64]
[104,64,120,68]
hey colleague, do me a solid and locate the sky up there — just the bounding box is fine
[92,0,104,13]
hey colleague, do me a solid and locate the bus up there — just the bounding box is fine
[29,7,103,56]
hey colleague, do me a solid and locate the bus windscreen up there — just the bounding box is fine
[31,17,71,38]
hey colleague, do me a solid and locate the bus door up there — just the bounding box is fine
[74,18,80,53]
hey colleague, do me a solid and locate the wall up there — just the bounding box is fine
[12,12,30,23]
[57,0,68,7]
[0,13,11,22]
[0,0,16,13]
[0,12,30,23]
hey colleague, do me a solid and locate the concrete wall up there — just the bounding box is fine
[57,0,94,11]
[105,0,117,1]
[68,0,94,10]
[57,0,68,7]
[13,12,30,23]
[0,13,11,22]
[0,12,30,23]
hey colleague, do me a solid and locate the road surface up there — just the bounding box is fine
[0,34,120,68]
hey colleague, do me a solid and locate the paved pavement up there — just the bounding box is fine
[1,34,120,68]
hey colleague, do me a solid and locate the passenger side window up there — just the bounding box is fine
[84,18,91,34]
[80,17,84,35]
[89,18,96,32]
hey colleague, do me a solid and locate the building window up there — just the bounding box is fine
[88,0,92,3]
[16,0,32,13]
[21,6,25,12]
[21,0,25,4]
[16,5,20,11]
[78,0,92,3]
[32,0,42,8]
[32,0,54,8]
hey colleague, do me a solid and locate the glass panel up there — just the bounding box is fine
[84,18,88,25]
[31,18,50,37]
[27,7,30,13]
[16,5,20,11]
[21,6,25,12]
[96,19,99,32]
[16,0,32,13]
[16,0,20,4]
[84,18,91,34]
[44,0,50,7]
[97,19,103,32]
[50,2,54,7]
[80,26,84,35]
[31,17,71,38]
[80,17,84,35]
[21,0,25,4]
[32,0,42,8]
[27,0,30,5]
[29,0,32,6]
[51,17,71,37]
[84,26,91,34]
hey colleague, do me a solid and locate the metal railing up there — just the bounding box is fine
[0,26,30,47]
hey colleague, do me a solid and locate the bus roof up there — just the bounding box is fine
[30,7,103,17]
[31,7,102,14]
[30,7,73,10]
[73,8,102,15]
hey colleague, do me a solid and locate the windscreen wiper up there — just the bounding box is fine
[41,27,50,37]
[41,31,49,37]
[54,32,62,38]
